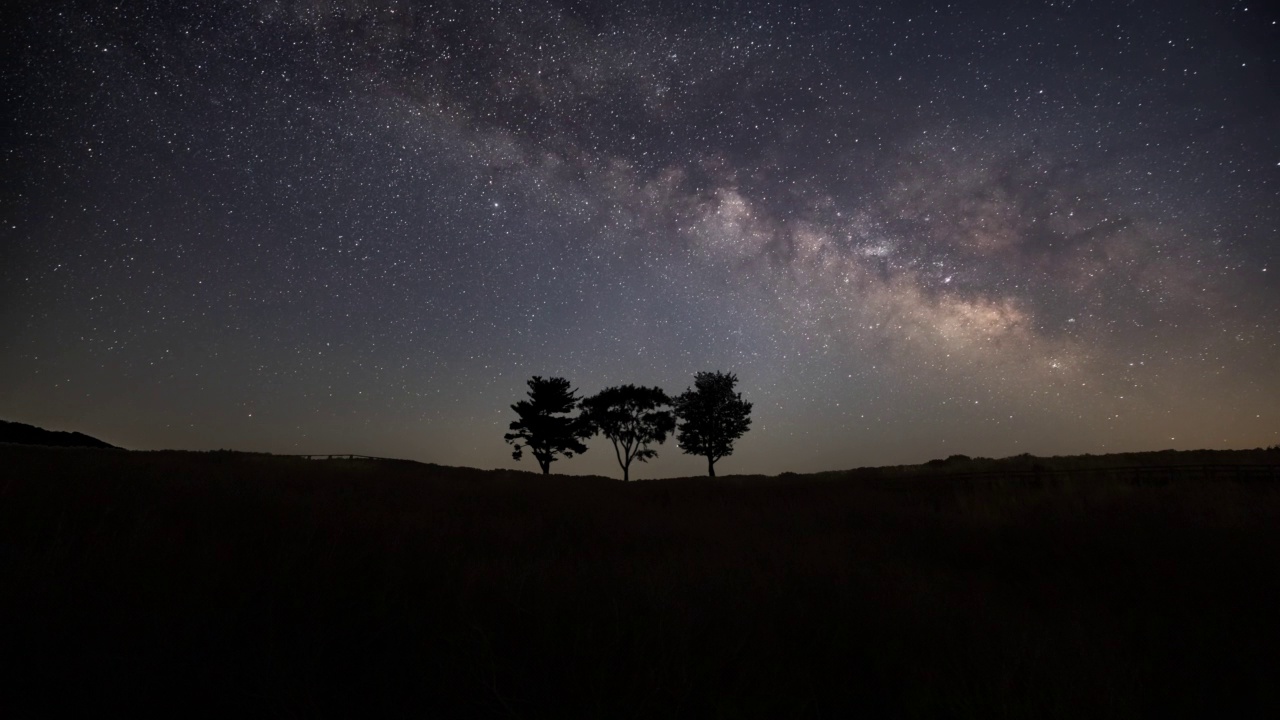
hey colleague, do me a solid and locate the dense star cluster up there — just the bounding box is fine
[2,1,1277,476]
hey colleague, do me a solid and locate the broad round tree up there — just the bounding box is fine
[581,384,675,481]
[672,371,752,477]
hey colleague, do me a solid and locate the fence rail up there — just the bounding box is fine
[285,454,420,463]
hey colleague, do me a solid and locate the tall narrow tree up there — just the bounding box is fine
[672,371,752,477]
[504,376,592,475]
[581,385,676,482]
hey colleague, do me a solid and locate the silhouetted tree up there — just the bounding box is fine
[504,376,592,474]
[581,385,676,482]
[672,371,752,477]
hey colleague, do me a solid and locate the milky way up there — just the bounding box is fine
[3,0,1277,476]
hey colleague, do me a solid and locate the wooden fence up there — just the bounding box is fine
[286,454,420,463]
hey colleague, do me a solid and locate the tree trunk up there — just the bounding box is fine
[623,462,630,482]
[707,456,716,477]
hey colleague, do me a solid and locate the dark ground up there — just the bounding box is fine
[2,444,1278,718]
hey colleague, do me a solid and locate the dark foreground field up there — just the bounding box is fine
[2,445,1279,718]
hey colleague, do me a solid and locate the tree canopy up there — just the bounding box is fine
[580,385,675,481]
[672,371,752,477]
[503,376,591,475]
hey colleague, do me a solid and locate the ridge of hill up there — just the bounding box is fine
[1,418,1276,479]
[807,446,1280,481]
[0,419,117,449]
[4,440,1277,483]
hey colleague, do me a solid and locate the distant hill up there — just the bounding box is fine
[0,420,117,449]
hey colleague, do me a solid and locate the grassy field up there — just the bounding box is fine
[2,444,1279,717]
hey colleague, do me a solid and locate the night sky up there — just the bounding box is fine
[3,0,1277,478]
